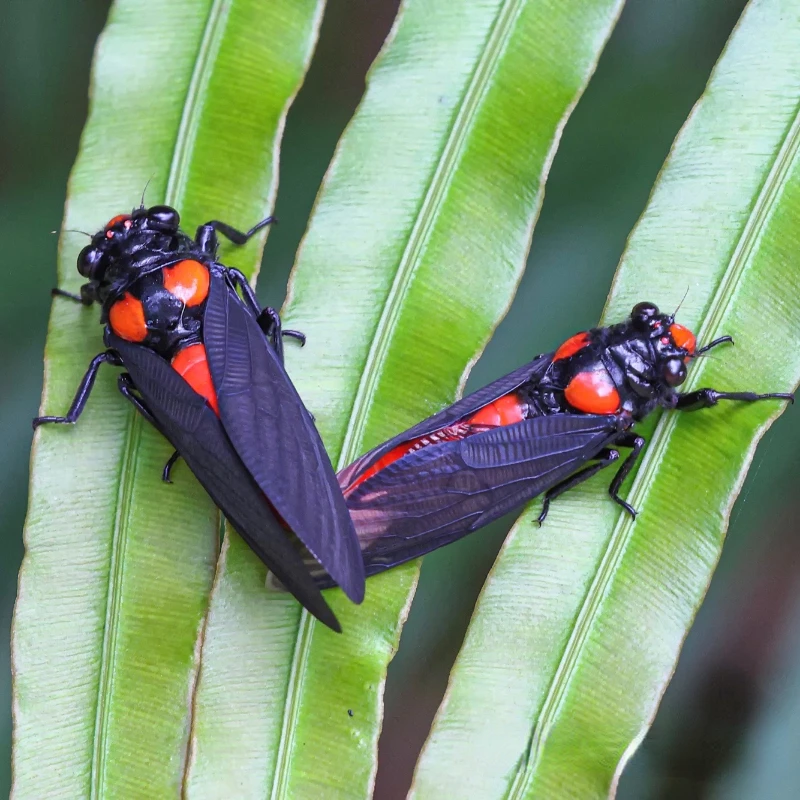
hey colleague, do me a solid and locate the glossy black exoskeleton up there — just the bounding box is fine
[312,301,793,585]
[35,204,365,631]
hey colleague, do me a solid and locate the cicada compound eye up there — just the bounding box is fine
[103,214,132,240]
[147,205,180,231]
[77,245,105,279]
[663,357,687,387]
[631,301,660,332]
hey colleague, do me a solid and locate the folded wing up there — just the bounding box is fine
[337,354,554,490]
[318,413,621,584]
[203,273,365,602]
[109,334,341,631]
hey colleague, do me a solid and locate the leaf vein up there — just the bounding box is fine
[88,0,232,794]
[165,0,232,209]
[90,413,140,798]
[337,0,525,470]
[270,1,527,797]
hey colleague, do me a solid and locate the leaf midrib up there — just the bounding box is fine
[91,413,140,796]
[165,0,230,207]
[336,0,526,469]
[269,1,526,796]
[89,0,231,794]
[505,95,800,800]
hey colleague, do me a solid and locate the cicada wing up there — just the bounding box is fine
[337,354,554,490]
[314,414,621,585]
[202,273,365,602]
[109,334,341,631]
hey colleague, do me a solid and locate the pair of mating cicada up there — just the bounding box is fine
[36,206,792,630]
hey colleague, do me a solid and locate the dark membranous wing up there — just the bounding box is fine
[109,334,340,631]
[314,413,622,586]
[203,272,365,603]
[337,354,554,490]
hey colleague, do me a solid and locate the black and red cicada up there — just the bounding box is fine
[34,204,364,630]
[315,301,792,584]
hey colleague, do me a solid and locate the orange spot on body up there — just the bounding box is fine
[172,343,219,415]
[346,392,525,494]
[553,331,590,361]
[109,293,148,342]
[163,260,210,307]
[565,369,620,414]
[347,442,420,494]
[466,393,525,427]
[670,323,696,357]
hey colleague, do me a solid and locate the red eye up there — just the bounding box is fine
[660,336,669,344]
[104,214,132,238]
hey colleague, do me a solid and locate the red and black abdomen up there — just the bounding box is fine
[343,330,626,495]
[171,343,219,415]
[344,390,528,494]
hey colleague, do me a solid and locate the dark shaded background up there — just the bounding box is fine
[3,1,800,797]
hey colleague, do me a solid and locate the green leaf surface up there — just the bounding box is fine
[185,0,624,796]
[11,0,324,796]
[410,1,800,797]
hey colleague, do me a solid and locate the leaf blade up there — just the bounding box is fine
[186,0,625,796]
[11,1,324,796]
[411,1,800,797]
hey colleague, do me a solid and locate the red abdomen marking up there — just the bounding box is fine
[346,391,525,494]
[466,393,526,427]
[171,343,219,415]
[109,293,148,342]
[565,369,620,414]
[553,331,590,361]
[669,323,696,356]
[163,260,210,307]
